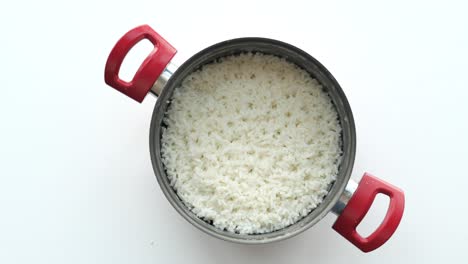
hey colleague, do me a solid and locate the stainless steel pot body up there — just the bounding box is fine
[149,38,356,244]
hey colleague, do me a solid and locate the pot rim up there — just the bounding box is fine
[149,37,356,244]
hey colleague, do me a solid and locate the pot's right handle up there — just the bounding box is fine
[104,25,177,103]
[332,173,405,252]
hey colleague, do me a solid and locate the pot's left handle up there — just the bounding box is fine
[104,25,177,102]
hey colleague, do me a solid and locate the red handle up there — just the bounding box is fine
[104,25,177,103]
[332,173,405,252]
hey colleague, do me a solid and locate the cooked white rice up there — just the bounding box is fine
[161,53,342,234]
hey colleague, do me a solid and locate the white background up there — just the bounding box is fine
[1,0,467,263]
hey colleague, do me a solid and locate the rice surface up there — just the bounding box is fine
[161,53,342,234]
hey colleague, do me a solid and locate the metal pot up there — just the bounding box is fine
[104,25,405,252]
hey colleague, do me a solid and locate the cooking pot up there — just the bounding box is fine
[104,25,405,252]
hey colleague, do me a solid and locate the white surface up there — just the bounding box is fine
[0,0,467,263]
